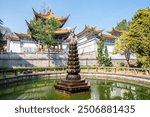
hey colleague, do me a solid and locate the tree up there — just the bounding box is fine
[0,19,3,39]
[113,19,131,67]
[0,19,3,25]
[97,39,105,66]
[127,8,150,67]
[97,38,112,66]
[104,46,112,66]
[115,19,130,31]
[0,19,4,51]
[29,17,61,67]
[113,31,131,66]
[0,32,4,51]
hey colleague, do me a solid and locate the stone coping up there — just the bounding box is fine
[0,71,150,85]
[80,72,150,85]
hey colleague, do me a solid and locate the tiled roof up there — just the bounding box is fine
[77,25,103,37]
[97,33,116,39]
[15,33,31,38]
[107,28,122,34]
[32,8,69,21]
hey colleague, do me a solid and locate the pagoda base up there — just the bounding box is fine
[66,74,81,80]
[54,79,90,94]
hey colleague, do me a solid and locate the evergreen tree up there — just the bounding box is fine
[29,16,61,67]
[29,18,60,48]
[104,46,112,66]
[0,19,3,25]
[97,39,105,66]
[97,38,112,66]
[115,19,130,31]
[0,19,4,51]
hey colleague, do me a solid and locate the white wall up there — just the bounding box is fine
[9,41,21,53]
[78,36,87,43]
[78,38,98,54]
[8,40,38,53]
[22,42,37,48]
[106,45,114,53]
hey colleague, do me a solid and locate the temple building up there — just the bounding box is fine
[97,33,117,55]
[6,8,72,53]
[107,28,122,37]
[25,8,72,52]
[77,26,132,65]
[97,28,123,57]
[77,25,103,56]
[32,8,69,27]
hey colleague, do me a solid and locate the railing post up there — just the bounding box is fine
[105,67,107,72]
[96,67,98,72]
[114,67,116,73]
[3,71,6,78]
[45,68,47,73]
[35,69,37,73]
[145,69,149,76]
[127,67,129,74]
[134,69,137,75]
[124,68,126,74]
[14,70,18,76]
[87,67,89,72]
[59,73,61,80]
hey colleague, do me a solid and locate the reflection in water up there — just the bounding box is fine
[0,78,150,100]
[92,79,150,100]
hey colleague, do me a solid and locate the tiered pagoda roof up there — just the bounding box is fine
[77,25,103,37]
[25,8,71,40]
[53,28,73,40]
[32,8,70,28]
[15,28,72,40]
[54,28,72,35]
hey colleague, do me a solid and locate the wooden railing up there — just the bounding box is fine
[0,66,150,79]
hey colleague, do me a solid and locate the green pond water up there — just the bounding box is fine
[0,78,150,100]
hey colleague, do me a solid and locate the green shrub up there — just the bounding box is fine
[119,62,125,67]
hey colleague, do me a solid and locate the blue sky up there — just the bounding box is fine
[0,0,149,33]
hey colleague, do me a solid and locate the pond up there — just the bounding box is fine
[0,78,150,100]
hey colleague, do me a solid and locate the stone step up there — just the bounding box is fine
[54,83,90,93]
[57,82,88,86]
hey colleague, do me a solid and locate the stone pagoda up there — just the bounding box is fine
[54,36,90,93]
